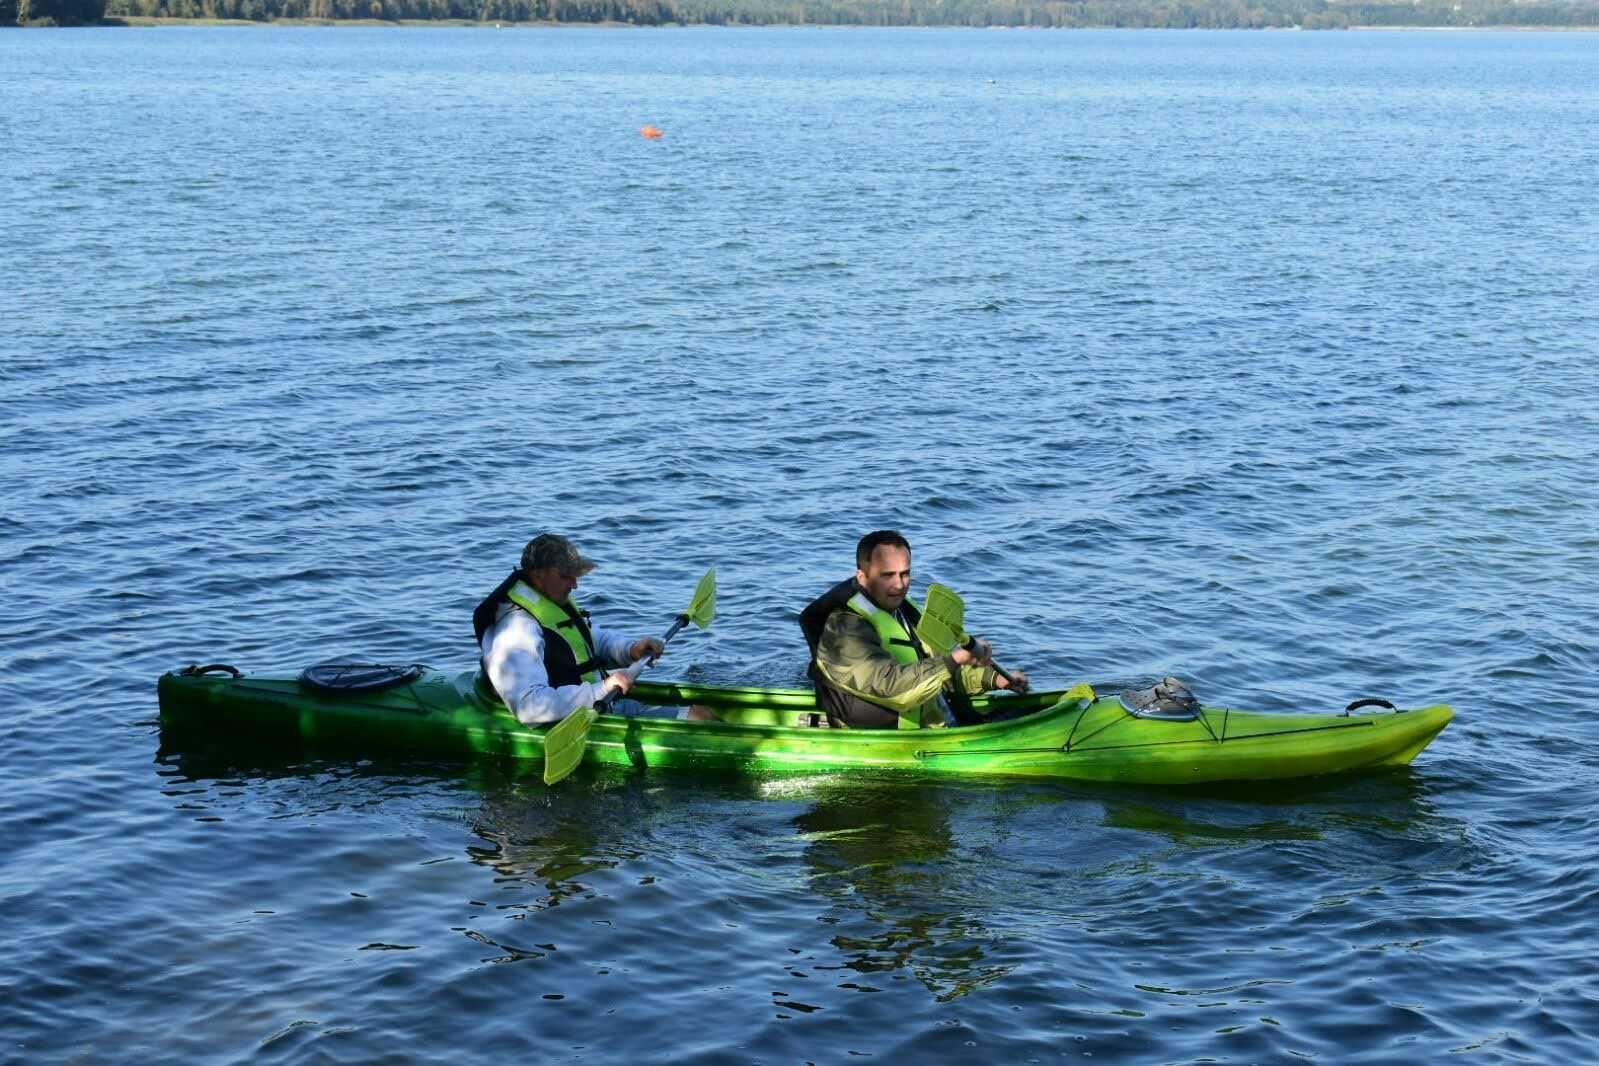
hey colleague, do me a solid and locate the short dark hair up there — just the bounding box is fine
[856,529,911,570]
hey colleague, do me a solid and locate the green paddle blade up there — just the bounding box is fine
[685,568,716,630]
[542,705,597,785]
[919,583,968,656]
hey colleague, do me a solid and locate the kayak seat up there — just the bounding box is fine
[299,661,425,695]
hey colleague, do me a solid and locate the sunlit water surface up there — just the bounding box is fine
[3,25,1598,1063]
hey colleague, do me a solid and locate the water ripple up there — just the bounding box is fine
[4,24,1599,1066]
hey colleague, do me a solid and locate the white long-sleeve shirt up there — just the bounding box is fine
[480,600,635,725]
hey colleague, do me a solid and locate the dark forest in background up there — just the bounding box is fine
[8,0,1599,35]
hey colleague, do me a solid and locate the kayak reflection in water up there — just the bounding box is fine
[799,530,1030,729]
[472,533,709,724]
[795,779,1013,1002]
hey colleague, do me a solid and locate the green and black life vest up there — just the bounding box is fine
[843,592,940,728]
[474,570,603,694]
[845,592,924,666]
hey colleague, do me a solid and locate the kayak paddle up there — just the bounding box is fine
[542,568,717,786]
[919,583,1025,690]
[642,566,716,671]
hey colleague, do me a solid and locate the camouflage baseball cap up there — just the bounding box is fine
[520,533,596,577]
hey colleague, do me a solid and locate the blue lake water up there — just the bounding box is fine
[3,24,1599,1062]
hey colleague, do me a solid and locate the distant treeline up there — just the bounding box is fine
[10,0,1599,28]
[5,0,105,23]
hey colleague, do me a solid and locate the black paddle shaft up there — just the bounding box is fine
[646,614,691,665]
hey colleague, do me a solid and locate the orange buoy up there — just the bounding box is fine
[640,125,664,140]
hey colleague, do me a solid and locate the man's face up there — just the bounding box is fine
[857,544,911,612]
[528,566,580,604]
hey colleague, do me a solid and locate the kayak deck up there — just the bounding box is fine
[156,667,1453,786]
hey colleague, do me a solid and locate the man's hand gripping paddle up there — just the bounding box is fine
[542,568,716,786]
[919,583,1027,692]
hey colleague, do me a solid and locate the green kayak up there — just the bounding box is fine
[156,665,1453,786]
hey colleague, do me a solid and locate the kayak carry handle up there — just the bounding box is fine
[180,663,242,678]
[1344,697,1397,716]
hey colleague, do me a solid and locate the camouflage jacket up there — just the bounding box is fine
[812,607,997,728]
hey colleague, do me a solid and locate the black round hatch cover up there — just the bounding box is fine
[298,661,425,693]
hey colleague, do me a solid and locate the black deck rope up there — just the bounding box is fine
[1075,719,1374,753]
[1063,702,1128,753]
[920,698,1376,760]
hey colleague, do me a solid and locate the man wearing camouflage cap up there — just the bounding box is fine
[472,533,667,725]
